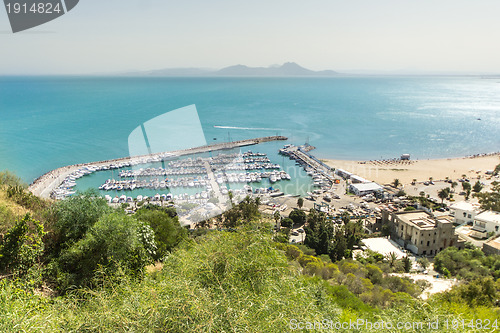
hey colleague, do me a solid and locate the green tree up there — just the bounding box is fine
[402,256,412,273]
[49,190,112,252]
[462,181,471,192]
[274,211,281,229]
[0,214,45,279]
[135,208,187,260]
[221,196,261,228]
[392,179,400,188]
[417,257,429,270]
[281,217,294,229]
[329,227,347,261]
[440,277,499,307]
[473,180,483,193]
[0,171,26,188]
[451,181,458,192]
[56,212,154,291]
[289,209,306,225]
[438,188,448,204]
[387,252,398,268]
[494,164,500,176]
[474,181,500,212]
[462,182,472,200]
[297,197,304,210]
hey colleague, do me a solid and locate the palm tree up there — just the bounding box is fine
[451,181,458,192]
[387,252,398,268]
[411,178,417,185]
[274,211,281,229]
[438,188,448,204]
[392,179,400,188]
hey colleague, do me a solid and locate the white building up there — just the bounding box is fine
[336,168,353,180]
[350,175,370,184]
[449,201,481,225]
[472,210,500,238]
[349,182,383,196]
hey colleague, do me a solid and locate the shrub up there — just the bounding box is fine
[55,212,154,291]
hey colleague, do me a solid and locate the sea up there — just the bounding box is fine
[1,76,499,196]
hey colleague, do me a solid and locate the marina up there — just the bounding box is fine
[28,136,287,199]
[28,136,341,221]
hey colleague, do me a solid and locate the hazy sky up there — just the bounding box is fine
[1,0,500,74]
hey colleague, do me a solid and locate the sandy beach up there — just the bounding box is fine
[323,154,500,186]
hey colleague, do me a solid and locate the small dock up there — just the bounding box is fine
[29,135,287,199]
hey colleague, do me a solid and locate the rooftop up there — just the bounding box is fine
[395,210,451,230]
[484,235,500,251]
[475,210,500,224]
[350,182,383,192]
[350,175,370,183]
[450,201,481,212]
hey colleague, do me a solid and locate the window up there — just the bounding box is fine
[427,241,430,246]
[463,212,467,217]
[468,214,471,218]
[423,250,426,255]
[496,226,499,232]
[421,240,423,245]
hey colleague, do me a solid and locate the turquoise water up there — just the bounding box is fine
[1,76,499,184]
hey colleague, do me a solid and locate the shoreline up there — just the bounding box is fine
[323,153,500,185]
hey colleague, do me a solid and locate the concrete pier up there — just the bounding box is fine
[28,136,287,199]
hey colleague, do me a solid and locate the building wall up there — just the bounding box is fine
[450,207,476,225]
[474,214,500,234]
[483,242,500,256]
[383,210,462,256]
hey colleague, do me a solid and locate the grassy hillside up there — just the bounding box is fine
[1,229,498,332]
[0,179,499,332]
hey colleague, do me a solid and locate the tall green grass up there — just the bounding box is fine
[1,230,499,332]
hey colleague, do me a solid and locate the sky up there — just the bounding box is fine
[1,0,500,75]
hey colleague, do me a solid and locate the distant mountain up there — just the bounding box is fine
[120,63,338,77]
[215,62,338,77]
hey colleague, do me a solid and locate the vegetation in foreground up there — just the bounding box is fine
[0,173,500,332]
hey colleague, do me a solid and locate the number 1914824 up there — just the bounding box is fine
[6,2,62,14]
